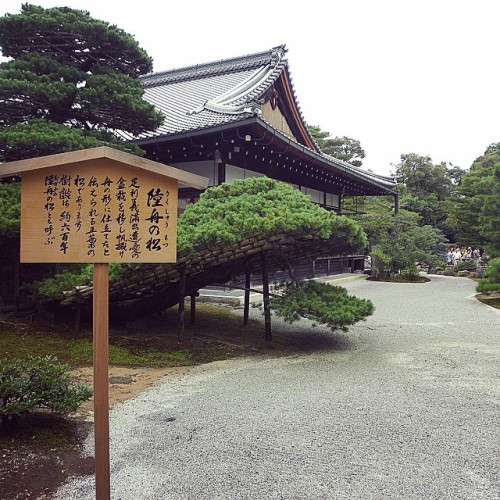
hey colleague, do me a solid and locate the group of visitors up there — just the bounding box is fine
[446,246,481,266]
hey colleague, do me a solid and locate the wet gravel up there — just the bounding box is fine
[55,274,500,499]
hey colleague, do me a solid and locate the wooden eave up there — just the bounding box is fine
[274,69,318,151]
[0,146,208,189]
[135,118,397,197]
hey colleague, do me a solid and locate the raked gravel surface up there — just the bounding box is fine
[54,274,500,499]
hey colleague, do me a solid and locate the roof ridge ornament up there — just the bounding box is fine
[187,50,286,117]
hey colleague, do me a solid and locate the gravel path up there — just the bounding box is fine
[55,275,500,499]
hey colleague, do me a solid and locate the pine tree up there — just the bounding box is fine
[0,4,163,162]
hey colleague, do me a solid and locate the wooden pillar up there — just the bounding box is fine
[13,247,20,315]
[217,161,226,185]
[327,258,331,275]
[178,268,186,340]
[190,294,196,326]
[243,269,251,326]
[312,260,316,278]
[261,253,272,342]
[93,263,110,500]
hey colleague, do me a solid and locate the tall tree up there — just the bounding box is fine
[447,145,500,256]
[0,4,164,162]
[309,125,366,167]
[356,210,446,278]
[394,153,455,200]
[0,4,164,307]
[393,153,465,239]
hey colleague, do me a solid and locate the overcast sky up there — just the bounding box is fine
[1,0,499,176]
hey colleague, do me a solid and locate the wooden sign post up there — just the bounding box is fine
[0,147,208,500]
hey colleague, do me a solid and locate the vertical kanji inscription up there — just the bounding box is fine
[22,162,178,263]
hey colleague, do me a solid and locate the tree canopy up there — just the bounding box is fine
[0,182,20,238]
[27,177,374,332]
[0,4,163,162]
[309,125,366,167]
[178,176,368,258]
[447,146,500,256]
[390,153,466,240]
[394,153,456,200]
[356,210,446,278]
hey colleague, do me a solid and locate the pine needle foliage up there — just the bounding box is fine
[178,177,367,257]
[0,4,163,162]
[0,181,20,237]
[270,280,374,332]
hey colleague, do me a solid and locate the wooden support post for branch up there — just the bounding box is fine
[93,263,110,500]
[190,294,196,326]
[261,253,272,342]
[178,268,186,341]
[13,250,20,316]
[243,269,251,326]
[217,161,226,185]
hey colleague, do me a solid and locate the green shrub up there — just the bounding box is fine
[27,262,124,300]
[0,355,92,427]
[476,281,500,293]
[476,258,500,293]
[401,264,420,280]
[178,177,367,257]
[455,260,477,272]
[370,249,391,279]
[269,280,374,332]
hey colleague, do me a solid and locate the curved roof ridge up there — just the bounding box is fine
[278,64,319,151]
[190,53,287,116]
[142,45,287,88]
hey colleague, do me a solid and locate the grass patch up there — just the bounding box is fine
[367,275,430,283]
[0,303,267,368]
[476,295,500,310]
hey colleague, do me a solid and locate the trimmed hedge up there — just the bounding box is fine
[0,355,92,427]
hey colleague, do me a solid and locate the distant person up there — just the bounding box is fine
[446,249,453,265]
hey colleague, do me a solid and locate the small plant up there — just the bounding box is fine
[0,355,92,427]
[455,260,477,272]
[400,264,420,280]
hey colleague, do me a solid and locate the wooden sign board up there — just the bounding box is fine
[21,160,177,263]
[0,146,208,264]
[1,147,208,500]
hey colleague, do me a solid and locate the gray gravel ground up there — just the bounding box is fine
[55,274,500,499]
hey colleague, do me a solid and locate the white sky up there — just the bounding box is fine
[1,0,499,176]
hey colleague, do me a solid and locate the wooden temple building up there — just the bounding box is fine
[42,46,400,330]
[120,45,397,214]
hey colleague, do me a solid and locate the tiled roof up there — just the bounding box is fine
[122,46,396,191]
[120,46,289,141]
